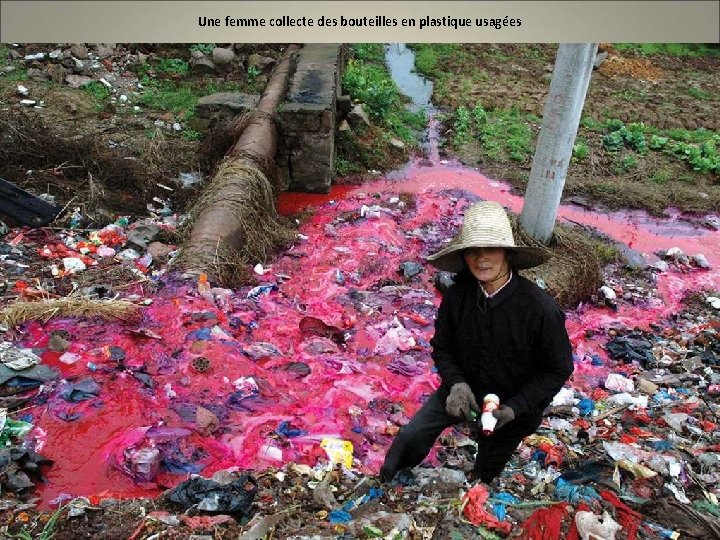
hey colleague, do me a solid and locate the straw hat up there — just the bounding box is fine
[426,201,548,272]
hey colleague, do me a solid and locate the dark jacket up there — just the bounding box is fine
[430,269,574,419]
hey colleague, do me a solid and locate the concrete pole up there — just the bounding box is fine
[519,43,598,244]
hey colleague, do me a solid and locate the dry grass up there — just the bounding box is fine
[510,216,615,308]
[0,298,142,328]
[172,153,297,287]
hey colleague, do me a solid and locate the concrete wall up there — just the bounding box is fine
[194,44,344,194]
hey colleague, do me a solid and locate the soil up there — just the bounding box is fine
[1,43,720,539]
[426,43,720,217]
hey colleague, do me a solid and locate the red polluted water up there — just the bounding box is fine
[16,144,720,509]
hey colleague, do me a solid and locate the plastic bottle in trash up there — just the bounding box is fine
[480,394,500,435]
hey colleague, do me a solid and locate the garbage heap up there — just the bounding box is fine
[1,187,719,539]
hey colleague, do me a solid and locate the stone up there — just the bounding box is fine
[211,47,236,66]
[593,51,608,69]
[69,44,89,60]
[653,260,670,272]
[389,138,405,149]
[663,247,685,259]
[599,285,617,300]
[147,242,174,262]
[26,68,50,81]
[692,254,710,268]
[8,49,21,60]
[95,44,115,59]
[337,94,352,114]
[65,74,93,88]
[190,50,205,60]
[347,104,370,128]
[637,378,659,395]
[195,92,259,118]
[46,64,67,83]
[338,119,351,132]
[190,57,217,73]
[127,223,160,249]
[248,53,276,72]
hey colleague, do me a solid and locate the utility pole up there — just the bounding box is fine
[519,43,598,244]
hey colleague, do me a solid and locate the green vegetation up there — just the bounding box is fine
[613,43,720,58]
[688,87,712,100]
[572,141,589,162]
[82,80,112,108]
[449,103,536,163]
[336,44,428,177]
[0,44,28,81]
[189,43,215,55]
[595,118,720,175]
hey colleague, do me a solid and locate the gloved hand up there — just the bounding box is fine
[445,382,479,421]
[492,405,515,429]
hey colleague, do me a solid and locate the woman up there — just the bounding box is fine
[380,200,574,484]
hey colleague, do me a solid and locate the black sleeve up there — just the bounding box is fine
[429,289,466,389]
[505,303,574,417]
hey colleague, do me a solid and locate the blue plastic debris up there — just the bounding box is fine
[490,491,519,521]
[328,509,352,523]
[276,420,308,438]
[577,398,595,416]
[554,478,600,504]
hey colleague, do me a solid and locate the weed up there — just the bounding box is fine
[247,65,262,85]
[453,106,471,145]
[190,43,215,55]
[82,81,111,108]
[182,129,202,141]
[572,141,589,162]
[651,170,671,184]
[687,87,712,100]
[155,58,190,75]
[613,43,720,58]
[335,156,359,176]
[619,154,639,172]
[410,44,461,77]
[342,58,399,119]
[351,44,385,63]
[472,104,487,128]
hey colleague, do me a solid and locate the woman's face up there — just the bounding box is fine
[463,247,509,284]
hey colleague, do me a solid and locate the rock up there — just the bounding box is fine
[707,297,720,310]
[65,74,93,88]
[211,47,236,66]
[692,254,710,268]
[69,44,89,60]
[599,285,617,300]
[389,138,405,149]
[338,119,351,132]
[247,53,275,72]
[636,378,659,395]
[26,68,50,81]
[147,242,174,261]
[95,44,115,59]
[48,334,71,353]
[593,51,609,69]
[49,49,64,60]
[8,49,21,60]
[46,64,67,83]
[127,223,160,249]
[190,57,217,73]
[663,247,685,259]
[347,104,370,128]
[704,216,720,230]
[190,50,205,60]
[254,74,268,86]
[71,57,86,72]
[337,94,352,115]
[653,260,670,272]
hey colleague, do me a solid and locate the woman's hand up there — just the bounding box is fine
[445,383,479,420]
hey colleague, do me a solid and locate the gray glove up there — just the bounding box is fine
[492,405,515,429]
[445,383,479,421]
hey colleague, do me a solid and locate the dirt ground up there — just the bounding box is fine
[424,43,720,218]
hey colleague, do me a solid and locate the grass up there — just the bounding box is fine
[0,44,28,81]
[613,43,720,58]
[335,43,428,176]
[82,81,112,109]
[450,104,536,163]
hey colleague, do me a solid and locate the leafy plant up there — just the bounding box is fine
[190,43,215,55]
[453,106,471,145]
[155,58,190,75]
[351,43,384,63]
[688,86,711,100]
[342,58,399,119]
[649,135,669,150]
[472,104,487,128]
[182,129,202,141]
[247,64,262,84]
[572,141,589,162]
[603,130,625,152]
[619,154,639,171]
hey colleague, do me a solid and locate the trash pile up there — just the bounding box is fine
[1,183,720,538]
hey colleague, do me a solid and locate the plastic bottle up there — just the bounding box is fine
[480,393,500,435]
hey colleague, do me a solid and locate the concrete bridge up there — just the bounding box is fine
[194,44,347,194]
